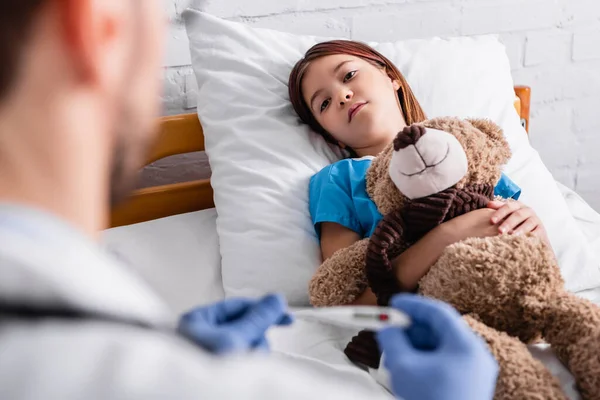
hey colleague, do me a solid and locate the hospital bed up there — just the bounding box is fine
[103,87,599,399]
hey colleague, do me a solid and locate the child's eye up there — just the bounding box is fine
[320,99,330,112]
[344,71,357,82]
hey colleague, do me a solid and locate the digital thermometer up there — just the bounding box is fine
[293,306,411,331]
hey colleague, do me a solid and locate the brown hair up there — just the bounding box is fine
[288,40,426,146]
[0,1,46,101]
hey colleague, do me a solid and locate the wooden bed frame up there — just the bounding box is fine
[109,85,532,228]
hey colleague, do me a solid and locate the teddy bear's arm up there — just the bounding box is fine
[308,238,370,307]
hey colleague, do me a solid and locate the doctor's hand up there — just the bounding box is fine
[376,294,498,400]
[178,294,293,355]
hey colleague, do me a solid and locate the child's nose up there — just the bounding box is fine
[339,92,352,105]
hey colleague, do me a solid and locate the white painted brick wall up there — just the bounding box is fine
[352,3,462,41]
[573,28,600,61]
[155,0,600,211]
[524,30,572,67]
[461,0,561,36]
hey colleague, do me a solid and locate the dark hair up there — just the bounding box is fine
[288,40,426,146]
[0,1,46,100]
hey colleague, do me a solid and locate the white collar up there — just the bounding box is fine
[352,155,376,161]
[0,204,174,327]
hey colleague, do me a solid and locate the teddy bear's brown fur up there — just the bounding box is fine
[309,117,600,399]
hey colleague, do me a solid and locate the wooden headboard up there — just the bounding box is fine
[110,115,214,228]
[110,85,532,228]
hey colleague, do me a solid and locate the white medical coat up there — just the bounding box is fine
[0,205,377,399]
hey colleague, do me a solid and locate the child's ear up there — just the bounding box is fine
[392,80,401,91]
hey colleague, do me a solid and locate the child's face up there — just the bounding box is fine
[301,54,407,152]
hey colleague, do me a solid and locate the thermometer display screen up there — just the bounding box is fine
[353,312,390,322]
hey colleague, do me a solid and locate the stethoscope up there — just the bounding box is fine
[0,302,158,331]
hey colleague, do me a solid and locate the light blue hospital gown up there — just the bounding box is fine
[309,156,522,239]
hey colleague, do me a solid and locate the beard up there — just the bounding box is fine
[108,7,160,209]
[108,135,135,208]
[108,108,155,209]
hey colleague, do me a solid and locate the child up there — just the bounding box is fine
[288,40,549,305]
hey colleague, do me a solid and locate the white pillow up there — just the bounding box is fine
[183,10,600,305]
[102,209,224,315]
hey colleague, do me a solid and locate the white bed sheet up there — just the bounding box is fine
[557,182,600,263]
[102,208,224,315]
[101,182,600,399]
[267,316,589,400]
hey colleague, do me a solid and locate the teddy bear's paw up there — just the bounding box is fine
[464,315,568,400]
[540,293,600,399]
[566,328,600,400]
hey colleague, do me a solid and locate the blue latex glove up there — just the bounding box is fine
[376,294,498,400]
[178,293,294,355]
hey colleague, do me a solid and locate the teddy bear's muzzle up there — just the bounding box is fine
[388,127,469,199]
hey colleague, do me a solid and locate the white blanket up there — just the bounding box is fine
[557,182,600,260]
[267,312,591,400]
[268,318,395,399]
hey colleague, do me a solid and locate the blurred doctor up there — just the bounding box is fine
[0,1,497,399]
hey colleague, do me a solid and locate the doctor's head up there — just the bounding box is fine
[0,0,165,228]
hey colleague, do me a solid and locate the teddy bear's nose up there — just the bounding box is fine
[394,125,427,151]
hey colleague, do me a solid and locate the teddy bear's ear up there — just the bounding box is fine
[465,118,504,142]
[466,118,512,166]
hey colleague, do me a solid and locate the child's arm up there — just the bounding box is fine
[391,222,465,292]
[316,210,500,304]
[320,222,360,260]
[392,208,511,291]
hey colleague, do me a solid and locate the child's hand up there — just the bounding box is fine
[487,200,550,245]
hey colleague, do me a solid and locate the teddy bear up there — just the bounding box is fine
[309,117,600,400]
